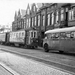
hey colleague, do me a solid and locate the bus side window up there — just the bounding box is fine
[60,32,66,39]
[70,32,74,38]
[51,34,55,39]
[66,33,70,38]
[55,33,59,39]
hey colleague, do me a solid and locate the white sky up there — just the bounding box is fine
[0,0,32,26]
[0,0,74,27]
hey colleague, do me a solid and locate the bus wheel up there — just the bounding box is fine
[44,44,49,52]
[59,51,64,54]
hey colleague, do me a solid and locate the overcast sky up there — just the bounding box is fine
[0,0,73,27]
[0,0,32,26]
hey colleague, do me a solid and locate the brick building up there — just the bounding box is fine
[12,3,75,46]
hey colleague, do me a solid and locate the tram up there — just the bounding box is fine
[0,32,6,44]
[43,27,75,53]
[0,29,38,49]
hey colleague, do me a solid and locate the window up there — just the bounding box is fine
[70,32,74,38]
[38,15,40,26]
[51,34,55,38]
[60,9,64,21]
[29,18,30,27]
[60,32,66,39]
[47,34,52,39]
[31,32,33,37]
[55,11,59,23]
[22,32,24,36]
[42,15,45,26]
[27,19,29,27]
[19,33,21,37]
[47,14,50,26]
[32,18,34,27]
[69,10,72,20]
[51,12,54,25]
[69,8,75,21]
[66,33,71,38]
[50,33,59,39]
[34,17,36,26]
[24,19,26,28]
[34,32,36,38]
[55,33,59,38]
[16,33,18,38]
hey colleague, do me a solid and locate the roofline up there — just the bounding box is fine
[45,27,75,34]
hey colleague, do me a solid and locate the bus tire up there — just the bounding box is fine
[44,44,49,52]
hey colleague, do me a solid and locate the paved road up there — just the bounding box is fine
[0,50,73,75]
[0,45,75,74]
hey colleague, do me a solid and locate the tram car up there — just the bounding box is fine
[0,32,7,45]
[9,29,38,49]
[43,27,75,53]
[0,32,10,45]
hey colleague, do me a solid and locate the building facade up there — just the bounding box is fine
[12,3,75,46]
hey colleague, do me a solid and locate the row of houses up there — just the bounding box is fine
[12,3,75,46]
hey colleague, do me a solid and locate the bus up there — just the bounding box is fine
[43,27,75,53]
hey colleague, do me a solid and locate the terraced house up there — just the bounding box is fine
[12,3,75,47]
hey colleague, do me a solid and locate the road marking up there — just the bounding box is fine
[0,62,20,75]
